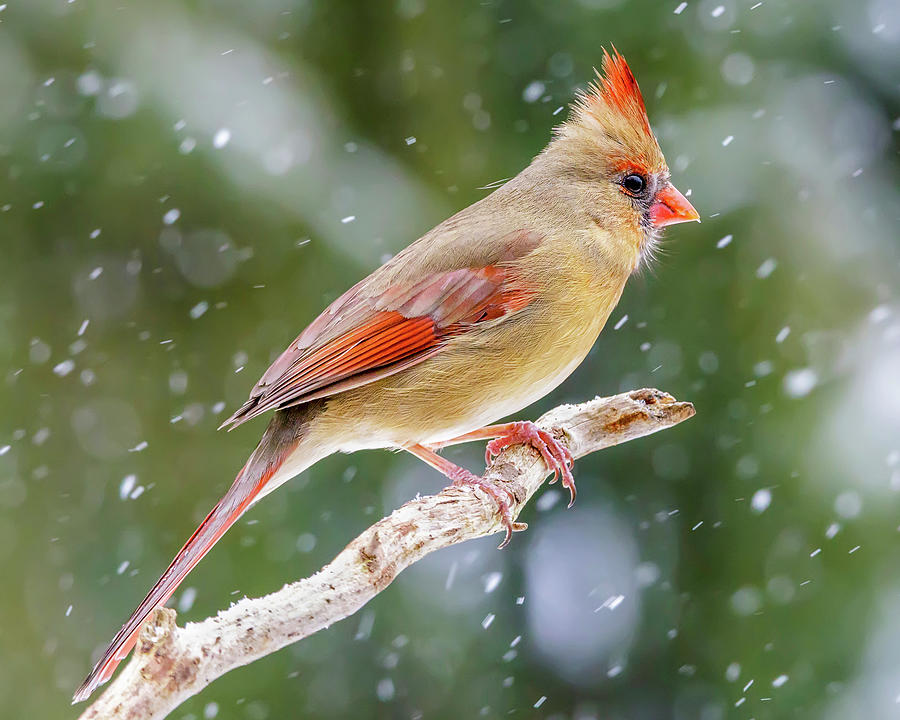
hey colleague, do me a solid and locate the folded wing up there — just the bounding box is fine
[220,246,538,430]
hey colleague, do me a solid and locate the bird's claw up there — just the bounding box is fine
[447,468,524,548]
[486,421,576,507]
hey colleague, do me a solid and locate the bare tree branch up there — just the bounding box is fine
[77,388,694,720]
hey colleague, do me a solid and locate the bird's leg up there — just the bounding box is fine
[405,443,525,548]
[429,422,576,507]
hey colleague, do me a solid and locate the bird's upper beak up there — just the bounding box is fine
[649,182,700,227]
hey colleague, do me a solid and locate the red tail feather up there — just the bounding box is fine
[73,422,302,703]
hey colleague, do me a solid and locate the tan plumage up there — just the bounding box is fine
[75,48,699,702]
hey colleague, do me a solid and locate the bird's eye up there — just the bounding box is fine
[621,173,647,196]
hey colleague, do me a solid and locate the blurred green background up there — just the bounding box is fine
[2,0,899,718]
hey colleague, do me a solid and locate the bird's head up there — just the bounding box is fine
[550,48,699,268]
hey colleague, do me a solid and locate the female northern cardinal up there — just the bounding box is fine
[74,48,698,702]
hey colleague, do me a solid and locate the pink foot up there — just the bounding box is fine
[444,465,526,549]
[486,421,576,507]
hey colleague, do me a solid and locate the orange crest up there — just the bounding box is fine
[598,48,650,132]
[574,47,654,141]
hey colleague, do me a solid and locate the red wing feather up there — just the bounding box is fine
[221,263,535,429]
[243,312,438,419]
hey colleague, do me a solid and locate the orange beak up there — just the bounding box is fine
[649,182,700,228]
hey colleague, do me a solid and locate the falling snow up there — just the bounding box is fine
[783,368,818,398]
[756,258,777,279]
[523,81,545,103]
[53,359,75,377]
[119,474,137,499]
[483,571,503,594]
[190,301,209,319]
[212,128,231,148]
[376,678,395,702]
[178,587,198,612]
[751,488,772,513]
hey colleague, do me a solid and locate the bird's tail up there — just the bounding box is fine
[73,404,325,703]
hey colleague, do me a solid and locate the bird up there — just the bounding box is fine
[74,48,698,702]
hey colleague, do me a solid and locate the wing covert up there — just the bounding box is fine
[220,231,542,430]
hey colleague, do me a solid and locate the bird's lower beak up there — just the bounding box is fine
[649,183,700,227]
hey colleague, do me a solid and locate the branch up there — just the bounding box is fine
[77,388,694,720]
